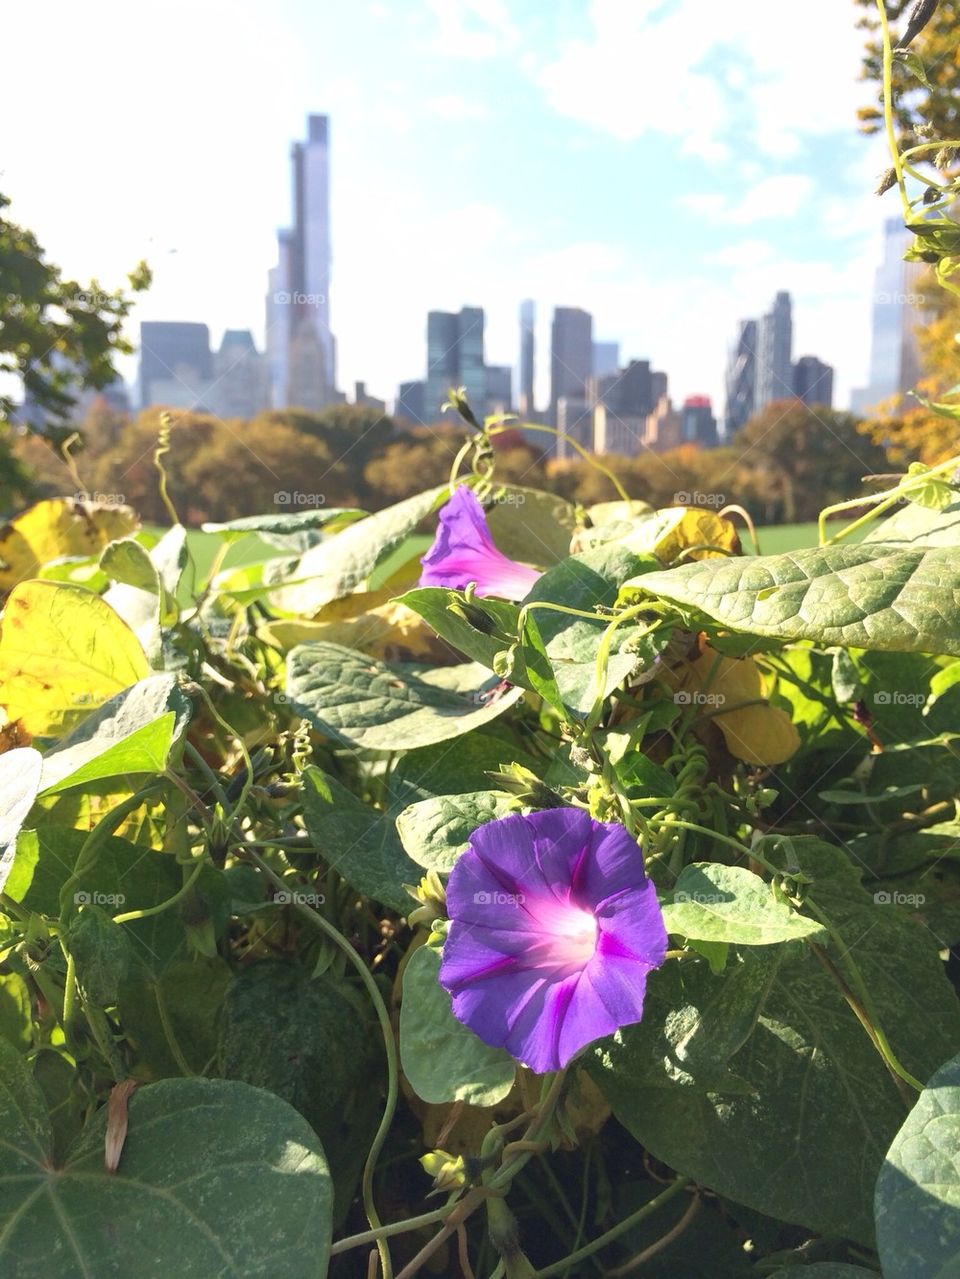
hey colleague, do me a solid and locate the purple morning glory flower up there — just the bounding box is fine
[419,486,542,600]
[439,809,668,1073]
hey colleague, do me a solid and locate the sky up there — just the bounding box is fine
[3,0,896,414]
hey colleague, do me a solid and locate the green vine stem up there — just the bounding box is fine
[239,843,398,1279]
[112,852,208,925]
[488,421,631,503]
[58,784,162,921]
[875,0,913,222]
[803,901,922,1093]
[817,452,960,546]
[529,1176,691,1278]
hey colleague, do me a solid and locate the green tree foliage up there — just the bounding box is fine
[0,192,149,444]
[731,401,891,522]
[856,0,960,154]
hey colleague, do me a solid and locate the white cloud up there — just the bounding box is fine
[535,0,869,158]
[424,94,492,120]
[679,174,813,225]
[427,0,519,59]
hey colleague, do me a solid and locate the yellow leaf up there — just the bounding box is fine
[622,507,740,564]
[0,499,138,593]
[260,599,452,663]
[0,582,149,737]
[678,650,800,766]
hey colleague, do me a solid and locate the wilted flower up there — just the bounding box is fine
[439,809,667,1073]
[420,486,542,600]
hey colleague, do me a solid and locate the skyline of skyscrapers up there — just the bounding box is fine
[723,291,834,436]
[123,111,852,442]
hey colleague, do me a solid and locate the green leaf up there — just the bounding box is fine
[662,864,826,945]
[400,943,515,1105]
[388,731,540,811]
[39,674,191,794]
[398,587,521,672]
[864,497,960,548]
[287,643,524,751]
[219,961,372,1142]
[265,485,446,613]
[301,767,419,911]
[101,537,164,663]
[483,486,577,565]
[631,545,960,655]
[0,749,42,884]
[202,509,366,537]
[66,905,132,1006]
[396,791,516,872]
[0,1037,332,1278]
[7,826,185,977]
[592,839,960,1243]
[0,974,32,1052]
[118,958,231,1078]
[522,545,655,713]
[875,1051,960,1279]
[893,46,933,88]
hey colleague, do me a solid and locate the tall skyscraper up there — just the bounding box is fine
[555,397,593,459]
[395,380,425,424]
[485,365,513,417]
[210,330,270,419]
[793,356,834,408]
[681,395,718,447]
[592,341,620,378]
[755,291,793,410]
[724,319,758,437]
[139,322,212,409]
[550,307,593,428]
[266,115,337,409]
[851,217,930,414]
[424,307,486,421]
[518,299,535,416]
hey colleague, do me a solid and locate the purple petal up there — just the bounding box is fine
[596,879,669,967]
[419,487,542,600]
[573,820,651,911]
[438,810,668,1072]
[448,967,550,1056]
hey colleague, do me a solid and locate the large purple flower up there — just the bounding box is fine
[419,486,542,600]
[439,808,667,1073]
